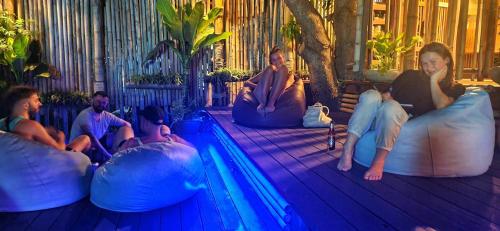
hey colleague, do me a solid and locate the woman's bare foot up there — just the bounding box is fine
[264,105,276,113]
[364,161,385,181]
[337,148,353,171]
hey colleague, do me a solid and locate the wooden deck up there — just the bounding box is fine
[0,130,282,231]
[208,108,500,231]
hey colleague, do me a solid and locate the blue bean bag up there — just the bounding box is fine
[90,141,204,212]
[232,78,306,128]
[0,131,93,212]
[354,87,495,177]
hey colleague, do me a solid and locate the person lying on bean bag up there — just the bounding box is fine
[91,106,204,212]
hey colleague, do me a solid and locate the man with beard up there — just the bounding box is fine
[0,85,91,152]
[69,91,131,161]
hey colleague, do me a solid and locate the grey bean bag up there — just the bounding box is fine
[91,141,204,212]
[232,78,306,128]
[354,87,495,177]
[0,131,93,211]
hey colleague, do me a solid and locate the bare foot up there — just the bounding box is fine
[337,148,353,171]
[257,104,266,115]
[264,105,276,113]
[364,161,384,181]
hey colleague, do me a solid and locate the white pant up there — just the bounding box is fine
[347,90,409,151]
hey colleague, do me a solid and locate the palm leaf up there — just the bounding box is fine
[196,7,223,38]
[183,2,204,48]
[194,32,232,54]
[193,26,215,49]
[143,39,179,64]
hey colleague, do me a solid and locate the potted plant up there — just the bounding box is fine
[204,68,252,106]
[125,73,183,89]
[143,0,232,108]
[0,10,56,92]
[365,31,421,83]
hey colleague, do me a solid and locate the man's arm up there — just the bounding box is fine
[81,124,111,158]
[16,120,66,150]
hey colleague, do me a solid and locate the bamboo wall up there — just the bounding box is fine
[8,0,333,109]
[224,0,335,73]
[6,0,96,94]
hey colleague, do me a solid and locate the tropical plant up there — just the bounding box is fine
[281,17,302,43]
[204,68,252,84]
[144,0,232,107]
[367,31,422,73]
[40,91,91,107]
[0,10,55,92]
[128,73,182,85]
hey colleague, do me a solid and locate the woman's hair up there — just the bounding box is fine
[418,42,454,88]
[2,85,38,115]
[269,46,282,65]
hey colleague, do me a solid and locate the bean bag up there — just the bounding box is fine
[354,87,495,177]
[0,131,93,212]
[90,141,204,212]
[232,78,306,128]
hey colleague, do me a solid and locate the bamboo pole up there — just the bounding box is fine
[403,0,419,70]
[445,0,459,52]
[473,0,483,80]
[3,0,14,14]
[66,0,75,90]
[481,0,498,80]
[429,0,439,41]
[75,0,83,91]
[478,0,491,80]
[455,0,469,80]
[91,0,105,91]
[83,0,92,94]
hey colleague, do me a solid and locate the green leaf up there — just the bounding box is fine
[143,39,178,64]
[183,1,204,49]
[193,32,231,54]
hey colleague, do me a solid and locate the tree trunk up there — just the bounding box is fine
[283,0,337,108]
[333,0,357,80]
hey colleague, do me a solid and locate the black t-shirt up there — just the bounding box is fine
[390,70,465,117]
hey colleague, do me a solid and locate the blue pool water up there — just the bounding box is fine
[178,114,305,230]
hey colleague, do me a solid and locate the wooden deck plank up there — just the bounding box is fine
[49,199,90,230]
[138,209,162,231]
[1,210,41,231]
[208,109,500,230]
[115,212,142,231]
[181,196,203,231]
[395,175,500,225]
[195,182,224,231]
[212,112,358,230]
[0,213,18,229]
[94,209,121,231]
[160,203,182,230]
[213,113,356,230]
[72,201,103,231]
[262,125,470,231]
[27,206,66,230]
[293,125,500,230]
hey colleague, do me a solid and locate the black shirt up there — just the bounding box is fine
[390,70,465,117]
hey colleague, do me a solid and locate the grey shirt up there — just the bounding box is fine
[69,107,127,142]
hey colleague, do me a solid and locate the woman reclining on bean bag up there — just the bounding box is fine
[232,47,306,128]
[91,106,204,212]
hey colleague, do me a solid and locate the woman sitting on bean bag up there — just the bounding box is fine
[91,106,204,212]
[337,42,469,181]
[232,47,306,128]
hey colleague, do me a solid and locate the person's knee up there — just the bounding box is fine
[379,100,407,122]
[118,125,134,135]
[359,89,382,105]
